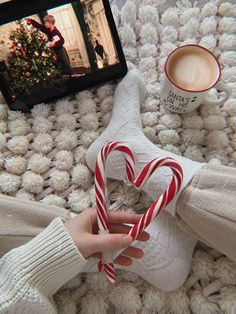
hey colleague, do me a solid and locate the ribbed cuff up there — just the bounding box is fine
[11,217,86,296]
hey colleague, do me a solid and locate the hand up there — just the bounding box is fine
[64,208,149,266]
[49,41,55,48]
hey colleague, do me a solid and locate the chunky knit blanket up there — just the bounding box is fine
[1,0,236,313]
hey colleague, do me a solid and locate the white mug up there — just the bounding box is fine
[160,44,232,114]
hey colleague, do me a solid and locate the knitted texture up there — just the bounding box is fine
[0,218,86,313]
[0,0,236,312]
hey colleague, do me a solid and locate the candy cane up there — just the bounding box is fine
[128,157,183,241]
[95,142,135,283]
[95,142,183,283]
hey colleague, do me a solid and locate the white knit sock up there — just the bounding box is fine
[86,69,203,215]
[81,213,197,291]
[85,69,199,291]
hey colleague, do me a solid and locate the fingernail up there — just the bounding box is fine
[123,235,133,246]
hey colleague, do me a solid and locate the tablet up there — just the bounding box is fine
[0,0,127,111]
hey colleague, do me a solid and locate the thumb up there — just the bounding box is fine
[92,233,133,254]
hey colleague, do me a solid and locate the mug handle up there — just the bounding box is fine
[202,81,232,106]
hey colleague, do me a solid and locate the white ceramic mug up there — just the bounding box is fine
[160,44,232,114]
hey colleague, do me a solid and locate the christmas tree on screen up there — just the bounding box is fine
[7,20,62,92]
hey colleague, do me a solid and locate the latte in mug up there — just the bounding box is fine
[160,45,231,113]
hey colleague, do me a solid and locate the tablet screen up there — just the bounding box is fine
[0,0,127,111]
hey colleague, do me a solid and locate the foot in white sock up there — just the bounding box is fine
[86,69,202,214]
[85,69,199,291]
[81,212,197,291]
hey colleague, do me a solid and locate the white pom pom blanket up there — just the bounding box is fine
[1,0,236,312]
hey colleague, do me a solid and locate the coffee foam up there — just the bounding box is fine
[167,46,219,91]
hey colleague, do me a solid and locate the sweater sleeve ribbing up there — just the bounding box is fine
[0,217,86,313]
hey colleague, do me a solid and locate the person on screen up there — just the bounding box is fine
[94,39,105,60]
[27,15,73,75]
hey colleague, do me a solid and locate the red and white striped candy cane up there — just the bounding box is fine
[95,142,183,283]
[112,156,183,262]
[95,141,135,283]
[128,157,183,241]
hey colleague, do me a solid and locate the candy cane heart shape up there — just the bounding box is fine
[129,157,183,241]
[95,141,135,283]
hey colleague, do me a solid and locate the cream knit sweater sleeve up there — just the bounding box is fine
[0,217,87,314]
